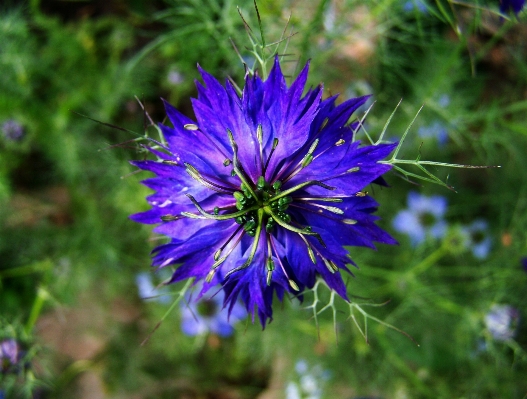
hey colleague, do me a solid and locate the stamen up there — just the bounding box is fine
[161,160,179,166]
[206,227,245,282]
[264,206,326,247]
[295,197,343,202]
[225,208,265,278]
[269,180,335,202]
[298,234,317,264]
[213,224,244,261]
[269,235,299,291]
[322,257,338,274]
[266,257,274,286]
[319,117,329,132]
[288,280,300,291]
[160,215,184,221]
[257,124,264,173]
[227,129,258,200]
[184,194,259,220]
[263,138,279,175]
[282,139,321,183]
[300,202,344,215]
[184,123,199,131]
[266,238,274,286]
[355,191,368,197]
[301,139,319,168]
[184,162,234,193]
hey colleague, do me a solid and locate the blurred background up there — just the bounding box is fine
[1,0,526,398]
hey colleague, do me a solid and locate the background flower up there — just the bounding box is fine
[0,339,19,372]
[484,304,520,341]
[403,0,428,13]
[392,191,448,245]
[417,121,449,146]
[500,0,526,14]
[461,219,492,259]
[135,272,172,304]
[1,119,24,141]
[181,284,246,337]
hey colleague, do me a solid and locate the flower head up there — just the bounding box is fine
[417,121,448,146]
[392,191,447,246]
[135,272,172,304]
[484,304,520,341]
[403,0,428,13]
[460,219,492,260]
[181,284,245,337]
[521,257,527,273]
[131,57,396,326]
[1,119,24,141]
[500,0,525,14]
[0,339,20,373]
[285,359,330,399]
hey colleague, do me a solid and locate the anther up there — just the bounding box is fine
[266,257,275,286]
[256,124,263,145]
[319,117,329,131]
[214,249,222,261]
[335,139,345,146]
[355,191,368,197]
[184,123,199,131]
[160,215,179,221]
[288,279,300,291]
[161,160,178,165]
[223,159,231,166]
[347,166,360,172]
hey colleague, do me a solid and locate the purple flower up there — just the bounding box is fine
[135,272,172,304]
[484,304,520,341]
[500,0,525,14]
[403,0,428,13]
[181,284,246,337]
[1,120,24,141]
[131,57,397,326]
[0,339,20,372]
[392,192,448,246]
[521,257,527,273]
[461,219,492,260]
[167,70,184,86]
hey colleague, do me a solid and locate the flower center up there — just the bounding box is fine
[419,212,436,227]
[197,299,218,317]
[232,177,292,236]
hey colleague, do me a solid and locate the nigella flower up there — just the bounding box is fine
[484,304,520,341]
[181,284,245,337]
[403,0,428,13]
[0,339,20,373]
[500,0,525,14]
[521,257,527,273]
[417,121,448,146]
[392,191,448,246]
[1,119,24,141]
[135,272,171,304]
[131,57,397,326]
[285,359,329,399]
[461,219,492,260]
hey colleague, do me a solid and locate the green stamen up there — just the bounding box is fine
[225,209,264,278]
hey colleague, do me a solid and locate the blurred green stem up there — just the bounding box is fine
[25,286,49,335]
